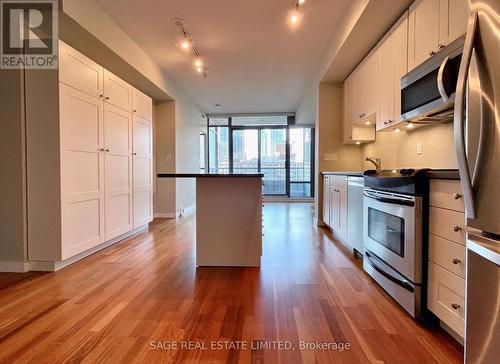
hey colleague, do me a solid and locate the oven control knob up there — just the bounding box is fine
[364,170,377,176]
[407,168,415,175]
[400,169,407,175]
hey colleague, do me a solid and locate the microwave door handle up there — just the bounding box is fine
[437,56,450,102]
[454,11,478,219]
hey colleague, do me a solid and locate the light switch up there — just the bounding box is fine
[417,142,423,155]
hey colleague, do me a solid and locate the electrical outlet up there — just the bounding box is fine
[417,142,423,155]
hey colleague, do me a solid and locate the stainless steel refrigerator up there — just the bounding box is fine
[454,1,500,362]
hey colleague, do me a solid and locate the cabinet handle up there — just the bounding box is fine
[99,94,104,99]
[133,109,137,112]
[133,152,137,155]
[438,43,445,50]
[98,148,104,151]
[453,225,462,232]
[359,113,366,119]
[105,148,110,152]
[450,302,460,310]
[429,50,436,56]
[451,258,461,265]
[105,96,110,100]
[453,193,462,200]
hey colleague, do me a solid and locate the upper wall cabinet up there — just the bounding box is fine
[133,88,153,121]
[59,41,103,98]
[104,69,133,112]
[408,0,468,71]
[377,13,408,131]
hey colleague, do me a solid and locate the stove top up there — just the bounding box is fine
[363,168,430,195]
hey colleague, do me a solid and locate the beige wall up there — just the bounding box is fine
[0,70,27,263]
[361,123,458,170]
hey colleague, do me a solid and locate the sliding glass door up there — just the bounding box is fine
[232,129,259,174]
[260,128,286,195]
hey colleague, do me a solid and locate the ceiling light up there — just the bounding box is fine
[194,58,203,68]
[407,122,414,129]
[196,66,203,74]
[290,13,299,24]
[297,0,306,5]
[356,141,361,145]
[180,39,190,50]
[365,121,371,125]
[394,128,401,133]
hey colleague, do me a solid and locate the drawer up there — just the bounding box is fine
[427,262,465,338]
[429,207,466,245]
[428,234,466,278]
[430,180,464,212]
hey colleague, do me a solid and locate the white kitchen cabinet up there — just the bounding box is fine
[408,0,468,71]
[133,116,153,228]
[28,41,154,268]
[323,175,348,241]
[322,175,331,226]
[104,103,133,240]
[427,179,466,338]
[59,83,105,259]
[104,69,133,112]
[133,88,153,121]
[342,57,376,144]
[377,13,408,131]
[59,41,103,98]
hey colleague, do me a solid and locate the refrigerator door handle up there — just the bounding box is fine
[454,12,478,219]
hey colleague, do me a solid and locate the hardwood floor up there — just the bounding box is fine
[0,203,463,363]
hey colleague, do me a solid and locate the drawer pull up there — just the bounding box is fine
[453,193,462,200]
[453,225,462,232]
[451,258,461,265]
[451,302,460,310]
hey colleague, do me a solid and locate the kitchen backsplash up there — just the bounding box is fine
[361,123,458,170]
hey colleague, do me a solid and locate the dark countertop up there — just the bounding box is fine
[157,173,264,178]
[321,171,364,177]
[426,169,460,180]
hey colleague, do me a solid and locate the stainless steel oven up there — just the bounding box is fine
[363,188,423,318]
[400,35,464,125]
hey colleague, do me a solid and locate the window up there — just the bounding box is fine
[200,132,206,173]
[207,116,314,197]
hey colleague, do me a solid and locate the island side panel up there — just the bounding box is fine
[196,177,262,267]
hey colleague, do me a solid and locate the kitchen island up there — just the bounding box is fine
[157,174,264,267]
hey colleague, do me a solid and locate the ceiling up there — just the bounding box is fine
[96,0,351,114]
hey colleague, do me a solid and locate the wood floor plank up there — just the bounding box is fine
[0,203,463,363]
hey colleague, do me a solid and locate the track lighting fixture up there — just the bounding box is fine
[173,18,208,78]
[289,0,307,27]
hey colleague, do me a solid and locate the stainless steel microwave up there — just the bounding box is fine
[400,35,465,124]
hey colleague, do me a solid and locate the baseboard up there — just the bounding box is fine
[440,321,464,345]
[263,197,314,203]
[154,212,178,219]
[0,261,31,273]
[29,224,148,272]
[155,204,196,219]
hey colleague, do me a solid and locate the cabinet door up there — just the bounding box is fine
[133,116,153,228]
[330,185,340,231]
[59,83,105,259]
[439,0,468,46]
[363,53,378,118]
[104,103,133,240]
[323,175,331,226]
[59,41,103,98]
[104,70,133,112]
[133,88,153,121]
[408,0,441,71]
[338,187,348,239]
[392,13,408,124]
[343,76,354,143]
[377,38,394,131]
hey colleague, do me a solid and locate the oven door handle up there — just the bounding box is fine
[365,252,414,293]
[363,191,415,207]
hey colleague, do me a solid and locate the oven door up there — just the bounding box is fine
[363,188,422,283]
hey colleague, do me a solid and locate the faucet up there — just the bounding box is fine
[365,157,381,170]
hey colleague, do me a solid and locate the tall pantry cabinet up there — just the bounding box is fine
[27,41,153,268]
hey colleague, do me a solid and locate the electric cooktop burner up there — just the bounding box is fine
[363,168,430,195]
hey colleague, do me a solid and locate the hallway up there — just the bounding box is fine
[0,203,462,363]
